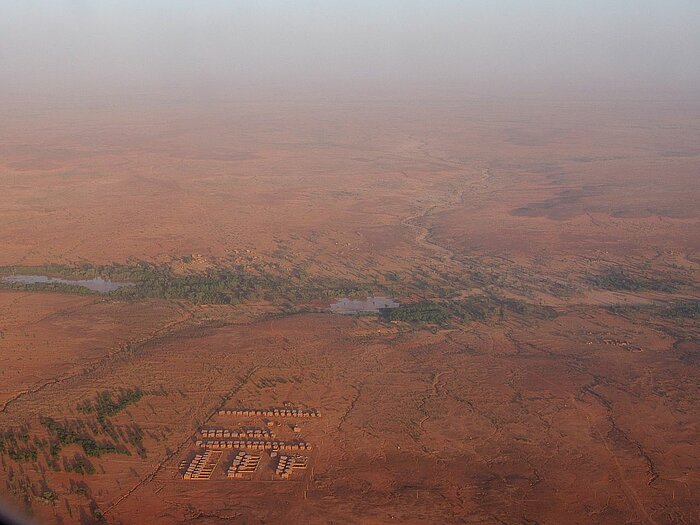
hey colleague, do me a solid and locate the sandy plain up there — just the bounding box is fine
[0,99,698,524]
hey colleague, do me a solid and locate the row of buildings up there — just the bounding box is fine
[226,451,262,478]
[275,454,309,479]
[196,439,312,451]
[218,407,321,418]
[200,428,274,439]
[181,450,222,480]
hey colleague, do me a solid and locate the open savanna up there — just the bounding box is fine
[0,100,698,524]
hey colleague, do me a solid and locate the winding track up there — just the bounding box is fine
[401,168,492,264]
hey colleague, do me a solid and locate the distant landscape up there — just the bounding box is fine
[0,99,698,524]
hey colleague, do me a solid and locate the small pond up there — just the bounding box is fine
[330,296,400,315]
[2,275,134,293]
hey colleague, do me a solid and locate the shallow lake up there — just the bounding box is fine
[330,296,400,314]
[2,275,134,293]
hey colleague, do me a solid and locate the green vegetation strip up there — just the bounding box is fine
[40,417,126,458]
[383,296,558,325]
[0,263,389,305]
[77,388,144,423]
[588,267,681,293]
[609,299,700,319]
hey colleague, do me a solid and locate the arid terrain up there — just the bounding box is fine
[0,100,699,525]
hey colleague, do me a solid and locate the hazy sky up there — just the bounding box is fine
[2,1,699,103]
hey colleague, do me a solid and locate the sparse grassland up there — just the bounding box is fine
[587,266,682,293]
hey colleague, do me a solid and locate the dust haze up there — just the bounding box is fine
[2,1,700,104]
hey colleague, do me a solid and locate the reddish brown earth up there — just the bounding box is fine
[0,100,698,524]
